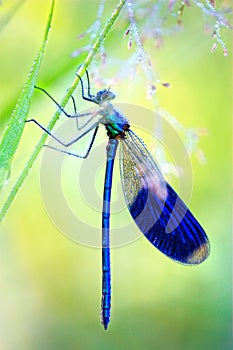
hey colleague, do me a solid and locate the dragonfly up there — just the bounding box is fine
[26,70,210,330]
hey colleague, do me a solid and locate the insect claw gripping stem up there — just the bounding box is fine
[76,70,97,103]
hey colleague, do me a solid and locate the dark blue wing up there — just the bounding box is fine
[120,130,209,265]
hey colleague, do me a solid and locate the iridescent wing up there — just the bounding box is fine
[119,130,210,265]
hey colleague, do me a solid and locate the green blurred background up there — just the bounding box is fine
[0,1,232,349]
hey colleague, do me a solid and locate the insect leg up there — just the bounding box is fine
[34,86,78,119]
[44,125,99,159]
[26,118,98,148]
[76,73,97,104]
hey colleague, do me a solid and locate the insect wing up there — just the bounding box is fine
[119,130,210,265]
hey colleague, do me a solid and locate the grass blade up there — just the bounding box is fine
[0,0,55,191]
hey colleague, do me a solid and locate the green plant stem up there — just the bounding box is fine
[0,0,126,222]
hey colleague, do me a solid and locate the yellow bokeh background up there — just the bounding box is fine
[0,1,232,349]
